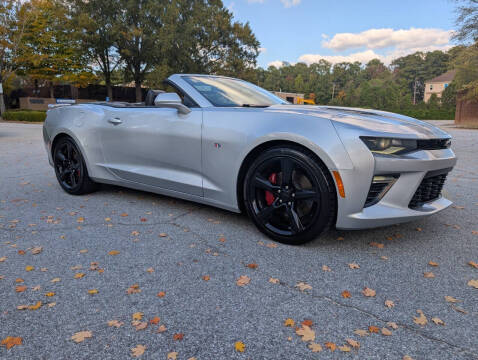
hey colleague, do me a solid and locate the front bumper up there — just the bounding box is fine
[42,124,54,166]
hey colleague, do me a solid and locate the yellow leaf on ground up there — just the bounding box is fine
[87,289,98,295]
[403,356,414,360]
[284,318,295,327]
[236,275,250,287]
[295,282,312,291]
[234,341,245,352]
[167,352,178,359]
[468,279,478,288]
[77,217,85,223]
[325,342,336,351]
[28,301,42,310]
[157,291,166,298]
[424,272,435,278]
[131,344,146,358]
[71,331,92,343]
[444,296,460,303]
[74,273,85,279]
[269,277,279,284]
[45,292,55,297]
[132,312,143,321]
[296,325,315,342]
[127,284,141,294]
[339,345,351,352]
[15,285,27,293]
[107,320,123,328]
[322,265,331,272]
[158,233,168,237]
[132,321,148,331]
[468,261,478,269]
[362,287,376,297]
[348,263,360,269]
[385,300,395,308]
[381,328,392,336]
[31,247,43,255]
[1,336,22,349]
[387,322,399,330]
[341,290,351,298]
[108,250,120,256]
[428,261,439,267]
[25,266,34,272]
[308,343,323,352]
[157,325,167,333]
[432,317,445,326]
[414,310,428,326]
[51,278,61,283]
[354,329,368,337]
[346,338,360,348]
[368,326,379,333]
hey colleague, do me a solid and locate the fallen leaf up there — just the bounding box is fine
[71,331,92,343]
[234,341,245,352]
[451,305,468,314]
[51,278,61,283]
[428,261,439,267]
[28,301,42,310]
[15,278,24,283]
[301,319,313,327]
[266,242,277,248]
[15,285,27,293]
[269,277,279,284]
[32,285,41,291]
[1,336,22,349]
[108,250,120,256]
[413,310,428,326]
[47,302,56,308]
[127,284,141,294]
[369,242,384,249]
[236,275,250,287]
[348,263,360,269]
[368,326,379,333]
[325,342,336,351]
[158,233,168,238]
[132,321,147,331]
[74,273,85,279]
[77,217,84,223]
[341,290,351,298]
[246,263,258,269]
[146,267,154,273]
[132,312,143,321]
[107,320,123,328]
[403,356,414,360]
[362,287,376,297]
[308,343,323,352]
[346,338,360,349]
[354,329,368,337]
[468,261,478,269]
[424,272,435,278]
[202,275,210,281]
[444,296,460,303]
[149,317,160,325]
[167,352,178,360]
[296,282,312,291]
[31,247,43,255]
[25,265,34,272]
[120,213,128,217]
[284,318,295,327]
[87,289,98,295]
[157,291,166,298]
[131,344,146,358]
[339,345,351,352]
[79,249,88,254]
[432,317,445,326]
[385,300,395,308]
[45,292,55,297]
[157,325,167,333]
[381,328,392,336]
[387,322,399,330]
[173,333,184,341]
[296,325,315,342]
[0,257,6,262]
[322,265,331,272]
[467,279,478,288]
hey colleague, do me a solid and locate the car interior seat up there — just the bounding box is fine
[145,90,165,106]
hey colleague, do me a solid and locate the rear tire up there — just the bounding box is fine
[243,146,336,245]
[53,137,98,195]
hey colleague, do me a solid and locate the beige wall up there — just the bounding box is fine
[424,82,448,102]
[19,97,96,111]
[273,92,305,105]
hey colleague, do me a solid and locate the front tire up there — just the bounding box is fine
[53,137,98,195]
[243,146,336,245]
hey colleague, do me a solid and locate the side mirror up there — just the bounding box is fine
[154,93,191,115]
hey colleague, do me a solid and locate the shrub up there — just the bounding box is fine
[2,110,47,122]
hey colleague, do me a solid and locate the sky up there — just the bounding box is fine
[226,0,458,68]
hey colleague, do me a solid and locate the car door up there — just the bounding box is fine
[99,106,203,197]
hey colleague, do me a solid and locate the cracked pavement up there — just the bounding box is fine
[0,121,477,359]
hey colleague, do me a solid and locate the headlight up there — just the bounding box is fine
[360,137,418,155]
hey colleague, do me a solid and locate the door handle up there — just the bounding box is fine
[108,117,122,125]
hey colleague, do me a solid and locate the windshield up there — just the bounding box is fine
[183,75,288,107]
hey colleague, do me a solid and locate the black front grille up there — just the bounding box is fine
[417,138,451,150]
[409,169,451,209]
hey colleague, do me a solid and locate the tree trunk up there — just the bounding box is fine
[49,82,54,98]
[0,79,5,116]
[107,84,113,101]
[135,81,142,103]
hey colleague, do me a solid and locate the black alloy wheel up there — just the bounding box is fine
[53,137,97,195]
[244,146,336,244]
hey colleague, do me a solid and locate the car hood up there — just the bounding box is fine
[268,104,451,139]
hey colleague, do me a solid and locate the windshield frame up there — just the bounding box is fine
[181,75,288,108]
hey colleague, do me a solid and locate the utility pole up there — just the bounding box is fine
[331,83,336,101]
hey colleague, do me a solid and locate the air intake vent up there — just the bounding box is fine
[409,169,451,209]
[364,175,399,208]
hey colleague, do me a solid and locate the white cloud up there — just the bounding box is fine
[280,0,301,8]
[258,47,267,54]
[268,60,286,68]
[323,28,453,52]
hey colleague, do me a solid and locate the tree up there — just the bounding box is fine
[16,0,94,98]
[73,0,122,100]
[453,0,478,43]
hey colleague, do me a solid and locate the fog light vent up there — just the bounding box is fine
[364,175,399,208]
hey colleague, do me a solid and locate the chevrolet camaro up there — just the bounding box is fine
[43,74,457,244]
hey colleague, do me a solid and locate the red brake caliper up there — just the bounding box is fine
[265,173,277,206]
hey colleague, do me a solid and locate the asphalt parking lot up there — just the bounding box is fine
[0,121,477,360]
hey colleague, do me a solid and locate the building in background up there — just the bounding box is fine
[273,91,305,105]
[424,70,456,103]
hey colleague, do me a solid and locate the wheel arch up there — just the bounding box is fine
[236,140,338,224]
[50,131,92,174]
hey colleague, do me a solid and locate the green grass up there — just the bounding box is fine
[2,110,47,122]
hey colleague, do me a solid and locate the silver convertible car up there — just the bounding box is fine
[43,74,457,244]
